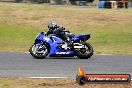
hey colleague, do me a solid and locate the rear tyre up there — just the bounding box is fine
[74,42,93,59]
[29,44,49,59]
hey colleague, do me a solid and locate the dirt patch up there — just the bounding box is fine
[0,3,132,30]
[0,77,131,88]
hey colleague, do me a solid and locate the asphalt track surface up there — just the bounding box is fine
[0,52,132,78]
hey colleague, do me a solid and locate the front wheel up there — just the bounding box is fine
[74,42,93,59]
[29,44,49,59]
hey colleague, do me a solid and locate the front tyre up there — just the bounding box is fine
[74,42,93,59]
[29,44,49,59]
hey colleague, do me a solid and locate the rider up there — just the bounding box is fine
[47,21,72,46]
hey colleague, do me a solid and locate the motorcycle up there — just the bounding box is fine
[29,30,93,59]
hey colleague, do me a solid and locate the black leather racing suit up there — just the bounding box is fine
[47,26,72,45]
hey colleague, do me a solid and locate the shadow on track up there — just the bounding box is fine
[41,56,78,59]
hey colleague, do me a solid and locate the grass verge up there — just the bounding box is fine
[0,3,132,54]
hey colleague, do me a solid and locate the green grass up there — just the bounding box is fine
[0,23,39,52]
[0,3,132,54]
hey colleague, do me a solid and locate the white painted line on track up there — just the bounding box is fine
[96,54,113,55]
[28,77,67,79]
[25,52,30,54]
[28,77,132,80]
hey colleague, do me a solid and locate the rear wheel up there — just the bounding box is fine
[74,42,93,59]
[29,44,49,59]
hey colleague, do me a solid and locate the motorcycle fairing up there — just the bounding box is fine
[72,34,90,42]
[35,33,74,57]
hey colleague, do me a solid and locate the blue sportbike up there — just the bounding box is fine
[29,31,93,59]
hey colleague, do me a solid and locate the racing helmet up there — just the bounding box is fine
[48,21,57,29]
